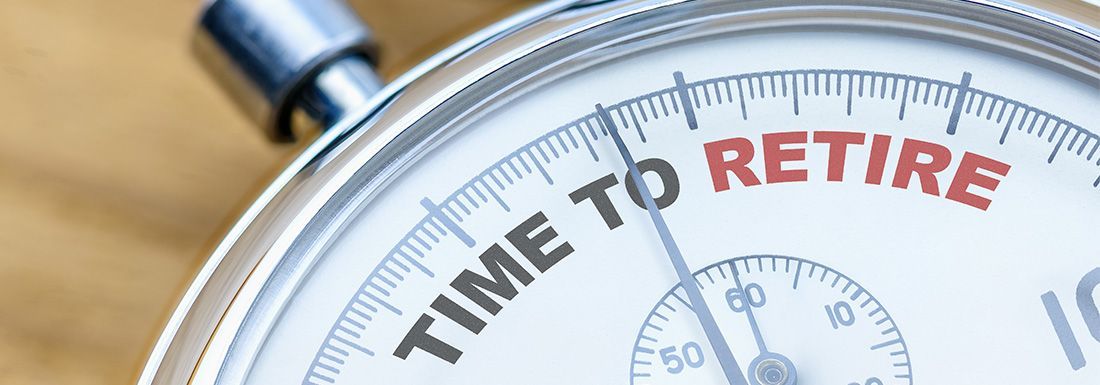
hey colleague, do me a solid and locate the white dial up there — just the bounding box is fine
[168,2,1100,384]
[252,26,1098,384]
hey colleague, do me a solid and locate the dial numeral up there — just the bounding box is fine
[826,301,857,329]
[1042,267,1100,371]
[848,377,883,385]
[659,342,705,374]
[726,283,767,312]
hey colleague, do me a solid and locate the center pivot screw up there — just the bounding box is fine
[749,353,797,385]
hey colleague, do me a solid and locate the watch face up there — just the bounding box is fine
[177,1,1100,384]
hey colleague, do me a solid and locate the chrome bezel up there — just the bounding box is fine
[139,1,1098,384]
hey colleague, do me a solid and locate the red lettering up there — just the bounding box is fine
[704,138,761,191]
[704,131,1011,210]
[864,134,892,185]
[813,131,866,182]
[946,152,1011,210]
[892,138,952,196]
[762,131,808,183]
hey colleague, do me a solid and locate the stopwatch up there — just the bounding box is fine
[140,0,1100,384]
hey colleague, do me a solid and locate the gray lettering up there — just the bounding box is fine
[430,294,486,334]
[394,314,462,363]
[450,244,534,315]
[569,173,623,230]
[624,158,680,210]
[505,211,574,273]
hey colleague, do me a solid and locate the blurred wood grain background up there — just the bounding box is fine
[0,1,534,384]
[0,1,1092,384]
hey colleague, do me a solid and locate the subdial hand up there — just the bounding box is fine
[732,265,798,385]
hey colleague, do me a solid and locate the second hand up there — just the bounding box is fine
[598,103,749,385]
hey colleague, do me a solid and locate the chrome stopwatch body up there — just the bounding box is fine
[140,1,1099,384]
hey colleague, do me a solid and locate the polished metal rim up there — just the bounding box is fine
[139,1,1098,384]
[139,2,584,383]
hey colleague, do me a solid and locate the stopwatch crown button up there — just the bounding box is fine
[194,0,382,142]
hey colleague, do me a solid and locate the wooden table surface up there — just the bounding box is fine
[0,1,534,384]
[0,1,1092,384]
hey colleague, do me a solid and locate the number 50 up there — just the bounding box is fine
[659,342,705,374]
[1042,267,1100,370]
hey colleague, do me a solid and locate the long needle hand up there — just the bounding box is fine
[598,104,749,385]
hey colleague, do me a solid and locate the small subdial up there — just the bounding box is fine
[629,255,912,385]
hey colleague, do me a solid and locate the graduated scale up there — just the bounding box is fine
[140,0,1099,384]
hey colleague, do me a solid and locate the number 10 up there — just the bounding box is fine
[1042,268,1100,370]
